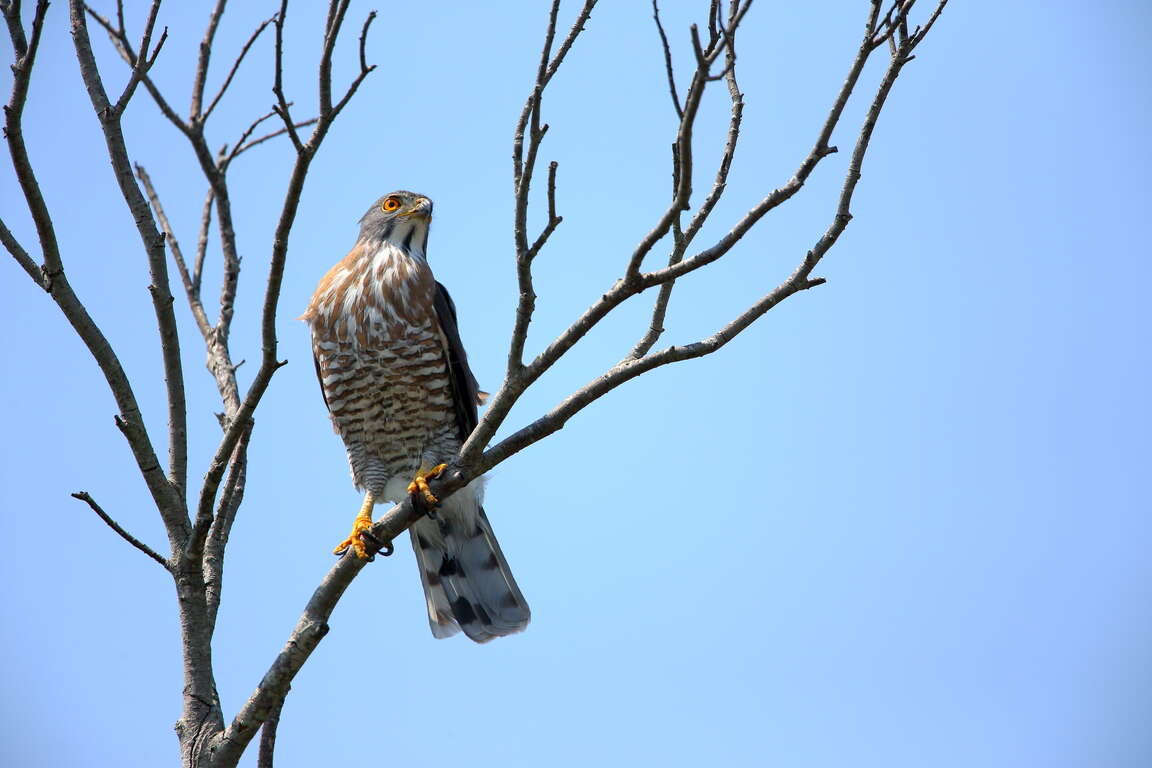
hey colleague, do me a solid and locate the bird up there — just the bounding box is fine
[302,190,530,643]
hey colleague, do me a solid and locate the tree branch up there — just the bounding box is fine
[462,1,739,470]
[506,0,597,374]
[190,0,228,122]
[328,10,376,118]
[85,4,191,137]
[636,0,895,289]
[5,0,58,272]
[207,484,447,765]
[256,692,285,768]
[630,1,746,359]
[136,164,213,338]
[270,0,303,153]
[110,1,165,118]
[193,189,212,295]
[461,0,941,475]
[203,427,250,634]
[478,274,826,474]
[224,108,317,167]
[71,0,191,505]
[72,491,171,570]
[651,0,682,118]
[0,216,43,287]
[203,14,274,121]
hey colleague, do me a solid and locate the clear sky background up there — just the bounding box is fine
[2,1,1149,766]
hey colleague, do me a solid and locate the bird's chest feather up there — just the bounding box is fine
[306,241,438,347]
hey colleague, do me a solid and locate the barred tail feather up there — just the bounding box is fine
[409,490,530,643]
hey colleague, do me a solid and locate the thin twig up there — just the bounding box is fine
[72,491,171,570]
[229,117,318,164]
[224,107,281,164]
[0,216,43,287]
[328,10,377,118]
[913,0,949,45]
[526,161,562,262]
[651,0,683,117]
[203,427,251,634]
[271,0,303,153]
[136,164,212,338]
[316,0,350,116]
[5,0,58,271]
[203,15,275,121]
[111,3,165,117]
[191,0,228,121]
[193,189,213,295]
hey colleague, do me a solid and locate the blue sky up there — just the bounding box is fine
[2,1,1149,766]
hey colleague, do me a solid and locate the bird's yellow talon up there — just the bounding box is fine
[333,492,375,559]
[407,463,448,507]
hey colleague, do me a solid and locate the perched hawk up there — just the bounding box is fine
[302,191,530,643]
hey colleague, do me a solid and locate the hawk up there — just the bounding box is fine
[302,191,530,643]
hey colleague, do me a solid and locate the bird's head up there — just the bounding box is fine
[358,190,433,254]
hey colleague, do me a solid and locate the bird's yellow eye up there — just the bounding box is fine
[382,196,401,212]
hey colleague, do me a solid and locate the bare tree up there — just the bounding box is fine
[1,0,947,765]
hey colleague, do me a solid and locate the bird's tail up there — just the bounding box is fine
[409,489,530,643]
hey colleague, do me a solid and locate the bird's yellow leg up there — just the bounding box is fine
[333,491,375,559]
[407,463,448,507]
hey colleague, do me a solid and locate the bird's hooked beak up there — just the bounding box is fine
[402,196,433,221]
